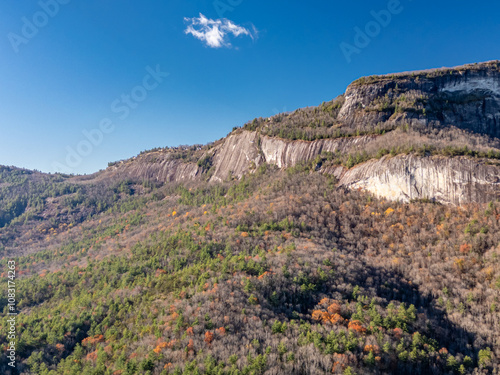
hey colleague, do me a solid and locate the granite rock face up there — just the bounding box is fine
[335,154,500,205]
[98,153,202,183]
[209,131,262,182]
[208,131,377,181]
[339,61,500,137]
[259,135,375,169]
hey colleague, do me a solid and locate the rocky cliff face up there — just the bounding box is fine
[97,153,202,183]
[339,61,500,137]
[94,61,500,205]
[209,131,262,182]
[333,155,500,205]
[259,134,374,169]
[209,131,377,182]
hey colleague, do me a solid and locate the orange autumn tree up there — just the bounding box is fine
[215,327,226,336]
[164,363,173,370]
[459,243,471,253]
[153,341,168,354]
[364,344,380,354]
[204,331,214,345]
[81,335,105,347]
[393,327,403,339]
[327,302,341,314]
[348,320,366,333]
[312,298,344,325]
[86,350,98,362]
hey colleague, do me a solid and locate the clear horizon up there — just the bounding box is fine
[1,0,499,174]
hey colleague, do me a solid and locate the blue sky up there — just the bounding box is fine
[0,0,499,174]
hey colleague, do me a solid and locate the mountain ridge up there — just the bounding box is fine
[68,60,500,205]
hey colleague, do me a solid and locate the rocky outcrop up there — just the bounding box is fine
[96,153,202,183]
[334,155,500,205]
[208,131,379,181]
[259,135,375,168]
[209,131,262,182]
[98,128,500,205]
[339,61,500,137]
[207,131,379,181]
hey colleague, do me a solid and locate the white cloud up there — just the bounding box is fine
[184,13,256,48]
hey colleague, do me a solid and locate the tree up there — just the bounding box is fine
[204,331,214,345]
[478,348,492,367]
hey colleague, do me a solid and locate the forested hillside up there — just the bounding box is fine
[1,163,500,374]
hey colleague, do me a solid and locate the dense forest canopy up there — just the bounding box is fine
[1,162,499,374]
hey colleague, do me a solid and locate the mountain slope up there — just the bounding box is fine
[1,166,500,374]
[1,61,500,375]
